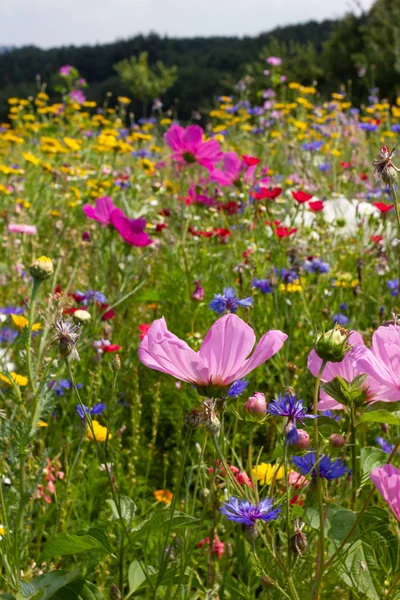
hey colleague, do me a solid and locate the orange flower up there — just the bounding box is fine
[153,489,173,504]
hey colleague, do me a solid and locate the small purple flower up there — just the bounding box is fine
[70,90,86,105]
[292,451,348,480]
[0,327,18,344]
[220,496,281,525]
[59,65,73,76]
[332,313,349,326]
[376,436,395,454]
[387,279,399,296]
[49,379,83,397]
[266,56,282,67]
[267,393,316,444]
[76,402,106,420]
[208,287,253,314]
[252,278,273,294]
[303,258,330,274]
[228,379,249,397]
[0,306,24,315]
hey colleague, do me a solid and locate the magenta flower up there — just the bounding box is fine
[138,313,287,387]
[110,210,153,247]
[8,224,37,235]
[352,325,400,403]
[164,124,223,171]
[70,90,86,105]
[83,196,117,226]
[209,152,257,187]
[266,56,282,66]
[59,65,73,76]
[370,465,400,521]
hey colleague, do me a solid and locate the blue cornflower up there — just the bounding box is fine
[208,287,253,315]
[340,303,348,311]
[0,306,24,315]
[302,141,324,152]
[74,290,107,306]
[359,123,378,132]
[252,278,274,294]
[387,279,399,296]
[220,496,281,526]
[332,313,349,326]
[49,379,83,397]
[321,410,341,422]
[376,436,395,454]
[0,328,18,344]
[274,268,298,284]
[267,393,316,444]
[228,379,249,397]
[392,125,400,134]
[292,451,348,480]
[267,393,315,423]
[303,258,330,274]
[76,402,106,420]
[319,163,331,172]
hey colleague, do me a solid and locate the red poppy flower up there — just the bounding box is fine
[103,344,121,353]
[373,202,394,213]
[275,226,298,238]
[101,304,115,321]
[308,200,324,212]
[252,187,282,200]
[371,235,384,244]
[340,162,352,169]
[213,228,231,239]
[139,323,151,340]
[291,190,313,203]
[359,173,368,181]
[242,155,261,166]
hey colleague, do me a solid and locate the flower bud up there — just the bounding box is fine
[73,309,91,323]
[112,354,121,372]
[329,433,346,448]
[29,256,54,281]
[242,392,266,420]
[315,325,350,363]
[191,280,205,302]
[244,523,258,542]
[185,408,204,429]
[110,584,121,600]
[292,429,310,451]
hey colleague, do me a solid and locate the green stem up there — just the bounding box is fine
[284,442,291,575]
[311,359,327,600]
[26,279,41,396]
[156,427,192,590]
[389,182,400,287]
[211,433,244,498]
[350,405,357,507]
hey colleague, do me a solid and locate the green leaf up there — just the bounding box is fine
[360,447,388,485]
[20,571,79,599]
[130,509,199,542]
[41,530,112,561]
[359,409,400,426]
[338,540,379,600]
[329,507,357,541]
[51,580,106,600]
[106,495,136,526]
[322,374,368,408]
[128,561,156,594]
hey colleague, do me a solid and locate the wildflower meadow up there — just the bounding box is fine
[1,61,400,600]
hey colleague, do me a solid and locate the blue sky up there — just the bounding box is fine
[1,0,375,48]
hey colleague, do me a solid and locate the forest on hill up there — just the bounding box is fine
[0,0,399,119]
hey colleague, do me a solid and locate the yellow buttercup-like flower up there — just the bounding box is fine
[252,463,284,484]
[87,420,111,443]
[0,372,28,387]
[154,489,173,503]
[11,314,41,331]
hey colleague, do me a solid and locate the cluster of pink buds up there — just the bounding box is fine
[197,535,225,559]
[35,458,65,504]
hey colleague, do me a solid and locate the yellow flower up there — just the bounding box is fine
[154,489,173,504]
[0,372,28,387]
[11,314,41,331]
[252,463,284,484]
[87,420,111,442]
[117,96,131,104]
[37,420,48,427]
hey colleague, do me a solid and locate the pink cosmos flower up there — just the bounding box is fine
[59,65,73,76]
[370,465,400,521]
[110,210,153,247]
[352,325,400,403]
[266,56,282,66]
[138,313,287,387]
[164,124,223,171]
[83,196,118,226]
[8,224,37,235]
[209,152,258,187]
